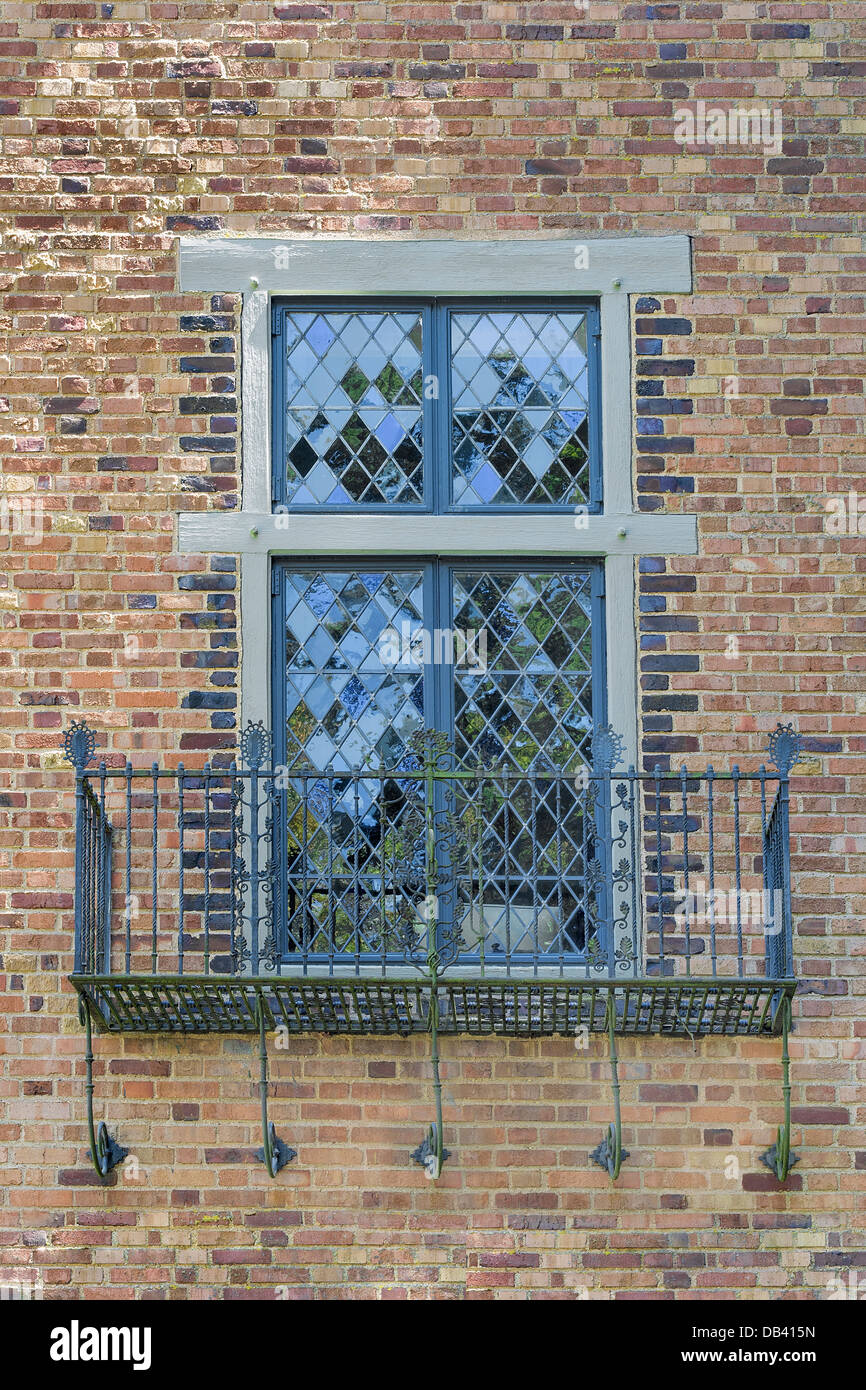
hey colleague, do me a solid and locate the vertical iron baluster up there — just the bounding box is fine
[377,774,386,977]
[151,764,159,973]
[89,793,96,974]
[654,765,664,967]
[229,761,238,973]
[97,766,107,974]
[177,764,185,975]
[73,765,86,974]
[203,762,211,976]
[530,771,539,978]
[250,758,260,973]
[732,765,743,976]
[473,775,483,976]
[759,764,769,971]
[628,767,638,970]
[680,764,690,977]
[707,765,716,974]
[555,773,563,976]
[776,762,794,979]
[303,773,311,965]
[82,784,91,973]
[503,769,511,974]
[353,773,361,972]
[124,761,132,974]
[327,769,335,977]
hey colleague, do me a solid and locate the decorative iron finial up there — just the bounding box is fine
[592,724,625,775]
[767,723,802,777]
[239,720,272,770]
[62,720,97,772]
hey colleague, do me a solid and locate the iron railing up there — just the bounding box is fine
[64,720,801,1034]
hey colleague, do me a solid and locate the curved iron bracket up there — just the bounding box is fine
[411,977,450,1179]
[78,995,128,1179]
[253,998,296,1176]
[590,993,629,1180]
[759,993,799,1182]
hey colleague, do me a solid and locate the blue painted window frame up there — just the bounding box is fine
[269,297,610,966]
[270,297,603,514]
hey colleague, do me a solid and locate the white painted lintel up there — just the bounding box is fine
[178,511,698,558]
[179,234,692,297]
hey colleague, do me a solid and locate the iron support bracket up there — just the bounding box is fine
[253,998,296,1176]
[79,995,128,1178]
[411,971,450,1180]
[590,992,629,1180]
[758,993,799,1181]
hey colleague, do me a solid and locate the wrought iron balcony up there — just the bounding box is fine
[63,718,801,1183]
[65,719,799,1041]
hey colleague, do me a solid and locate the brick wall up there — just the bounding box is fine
[0,2,863,1300]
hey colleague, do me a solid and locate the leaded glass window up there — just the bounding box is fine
[278,309,425,506]
[451,310,591,506]
[272,300,600,511]
[270,300,606,966]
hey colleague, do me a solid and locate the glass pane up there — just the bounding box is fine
[452,567,594,957]
[453,568,593,770]
[282,310,424,506]
[451,310,590,506]
[284,568,426,770]
[281,567,428,959]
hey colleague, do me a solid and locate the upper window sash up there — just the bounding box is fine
[270,298,602,516]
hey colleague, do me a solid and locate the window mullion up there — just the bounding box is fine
[429,302,450,514]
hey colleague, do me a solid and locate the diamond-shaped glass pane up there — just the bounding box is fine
[282,567,428,961]
[453,568,593,771]
[451,311,591,506]
[284,311,424,506]
[285,569,425,772]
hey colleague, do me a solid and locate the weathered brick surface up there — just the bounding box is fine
[0,2,864,1299]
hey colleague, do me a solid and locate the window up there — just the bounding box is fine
[271,300,601,512]
[175,234,699,979]
[269,301,606,967]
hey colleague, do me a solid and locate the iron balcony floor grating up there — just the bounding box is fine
[71,975,797,1038]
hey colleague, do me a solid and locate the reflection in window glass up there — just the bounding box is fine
[451,310,590,507]
[283,311,424,506]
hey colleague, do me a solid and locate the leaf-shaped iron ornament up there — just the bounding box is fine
[591,724,625,775]
[62,720,97,772]
[767,723,802,777]
[239,720,272,771]
[407,727,451,770]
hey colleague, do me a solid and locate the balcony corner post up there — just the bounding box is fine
[62,720,98,976]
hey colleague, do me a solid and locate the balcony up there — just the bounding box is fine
[65,720,799,1042]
